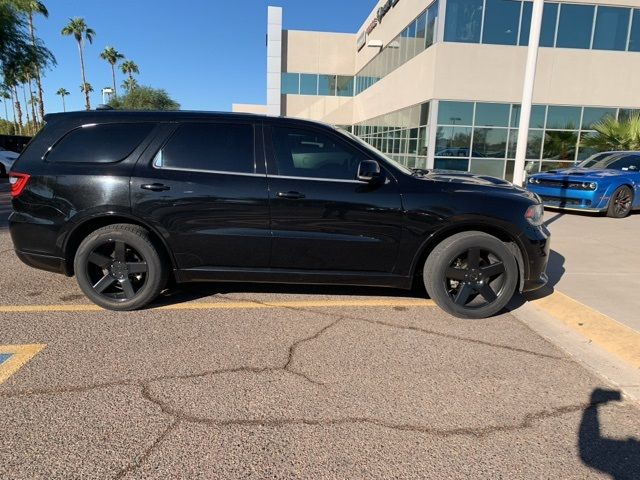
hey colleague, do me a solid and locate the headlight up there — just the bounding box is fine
[525,204,544,226]
[528,177,540,184]
[588,182,597,190]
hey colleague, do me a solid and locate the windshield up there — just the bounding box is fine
[578,153,623,169]
[336,128,413,176]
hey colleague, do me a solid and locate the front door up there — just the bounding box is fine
[132,121,271,270]
[265,123,404,273]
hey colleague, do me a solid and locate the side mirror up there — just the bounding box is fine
[357,160,381,182]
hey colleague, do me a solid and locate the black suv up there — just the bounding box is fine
[9,111,549,318]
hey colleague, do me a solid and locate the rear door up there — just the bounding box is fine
[131,120,272,270]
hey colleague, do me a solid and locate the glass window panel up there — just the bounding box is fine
[438,101,474,125]
[540,2,558,47]
[543,130,578,161]
[541,161,574,172]
[556,4,595,49]
[444,0,483,43]
[161,123,254,173]
[581,107,616,129]
[593,7,630,51]
[420,102,430,126]
[317,75,336,96]
[434,158,469,171]
[475,102,510,127]
[271,126,364,180]
[425,1,439,48]
[629,10,640,52]
[281,73,299,94]
[470,158,505,178]
[510,104,546,128]
[482,0,521,45]
[577,133,599,161]
[436,126,472,157]
[618,108,640,121]
[299,74,318,95]
[472,127,508,158]
[507,129,544,159]
[546,106,581,129]
[519,1,532,46]
[336,76,354,97]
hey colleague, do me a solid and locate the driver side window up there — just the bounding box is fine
[271,126,363,180]
[610,154,640,171]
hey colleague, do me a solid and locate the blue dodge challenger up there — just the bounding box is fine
[526,151,640,218]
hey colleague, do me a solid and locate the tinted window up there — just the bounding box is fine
[336,76,354,97]
[48,123,153,164]
[300,74,318,95]
[438,101,474,125]
[600,154,640,171]
[593,7,630,51]
[629,10,640,52]
[158,123,254,173]
[546,106,581,129]
[540,2,558,47]
[318,75,336,96]
[582,107,616,129]
[475,102,510,127]
[556,4,594,49]
[482,0,521,45]
[444,0,483,43]
[282,73,299,94]
[519,1,532,46]
[271,126,363,180]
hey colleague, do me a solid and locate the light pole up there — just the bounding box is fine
[513,0,544,186]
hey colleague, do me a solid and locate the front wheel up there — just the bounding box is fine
[423,232,518,319]
[74,224,167,311]
[606,185,633,218]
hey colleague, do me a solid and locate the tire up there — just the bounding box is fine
[606,185,633,218]
[74,224,167,311]
[423,232,518,319]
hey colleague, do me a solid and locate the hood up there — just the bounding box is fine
[424,169,515,187]
[536,167,628,179]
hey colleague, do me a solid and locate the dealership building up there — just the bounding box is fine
[233,0,640,181]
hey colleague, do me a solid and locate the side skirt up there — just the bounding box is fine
[174,267,413,290]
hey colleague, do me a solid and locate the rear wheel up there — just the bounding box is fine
[606,185,633,218]
[74,224,167,311]
[423,232,518,319]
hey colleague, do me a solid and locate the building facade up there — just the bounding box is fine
[243,1,640,181]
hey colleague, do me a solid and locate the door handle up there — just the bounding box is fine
[141,183,170,192]
[277,191,305,199]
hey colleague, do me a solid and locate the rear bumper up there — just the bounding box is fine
[14,249,68,276]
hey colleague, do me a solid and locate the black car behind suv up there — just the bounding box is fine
[9,111,549,318]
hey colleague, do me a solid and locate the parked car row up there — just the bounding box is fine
[0,147,19,177]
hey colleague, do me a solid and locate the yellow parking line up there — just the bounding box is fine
[0,298,436,314]
[531,290,640,369]
[0,344,46,385]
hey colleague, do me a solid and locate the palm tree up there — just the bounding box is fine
[100,46,124,96]
[80,82,93,99]
[19,0,49,122]
[56,87,69,112]
[121,77,138,92]
[0,88,10,121]
[581,114,640,152]
[120,60,139,84]
[61,18,95,110]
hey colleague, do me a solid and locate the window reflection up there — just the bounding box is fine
[556,4,594,49]
[482,0,520,46]
[444,0,483,43]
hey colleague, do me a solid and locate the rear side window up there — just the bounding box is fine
[47,123,153,163]
[155,123,255,174]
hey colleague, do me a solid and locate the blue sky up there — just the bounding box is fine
[32,0,376,113]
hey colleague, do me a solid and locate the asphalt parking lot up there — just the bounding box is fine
[0,180,638,479]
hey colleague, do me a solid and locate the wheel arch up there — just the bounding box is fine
[62,214,177,276]
[410,222,526,292]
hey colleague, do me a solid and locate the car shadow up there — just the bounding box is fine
[152,280,429,308]
[578,388,640,480]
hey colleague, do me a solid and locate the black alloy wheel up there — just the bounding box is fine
[424,231,518,319]
[74,224,167,310]
[444,247,507,309]
[85,239,148,301]
[607,185,633,218]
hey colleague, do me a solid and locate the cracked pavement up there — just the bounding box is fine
[1,184,639,479]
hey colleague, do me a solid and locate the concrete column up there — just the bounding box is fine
[267,6,283,116]
[426,99,439,170]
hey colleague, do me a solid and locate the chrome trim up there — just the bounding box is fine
[153,164,267,178]
[269,174,366,184]
[542,205,605,213]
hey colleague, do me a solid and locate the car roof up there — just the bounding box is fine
[43,110,338,131]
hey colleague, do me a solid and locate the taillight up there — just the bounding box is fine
[9,173,30,198]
